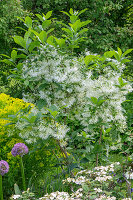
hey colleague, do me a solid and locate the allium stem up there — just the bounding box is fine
[20,157,26,191]
[96,127,103,167]
[0,175,3,200]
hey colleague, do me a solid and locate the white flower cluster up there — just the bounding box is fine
[95,195,116,200]
[20,45,132,143]
[11,195,21,199]
[39,191,71,200]
[121,199,132,200]
[39,190,82,200]
[63,162,120,185]
[94,188,103,193]
[95,175,112,182]
[63,176,89,185]
[125,172,133,180]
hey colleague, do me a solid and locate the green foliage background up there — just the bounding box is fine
[21,0,133,53]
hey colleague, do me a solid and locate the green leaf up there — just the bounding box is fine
[84,55,100,65]
[61,11,70,17]
[122,49,133,57]
[25,16,32,28]
[77,28,88,36]
[93,144,102,153]
[105,128,112,134]
[62,28,72,36]
[37,99,47,109]
[28,116,37,123]
[121,59,131,63]
[82,184,89,192]
[104,51,114,58]
[70,15,78,24]
[13,36,26,49]
[117,47,122,57]
[17,54,26,59]
[16,63,23,70]
[0,54,10,58]
[77,8,88,16]
[51,111,58,118]
[118,77,128,88]
[42,20,51,29]
[82,131,87,138]
[0,59,14,65]
[54,38,66,48]
[28,41,40,52]
[39,31,47,44]
[80,157,89,163]
[46,105,59,118]
[45,11,52,19]
[118,77,123,85]
[113,51,120,61]
[36,14,43,21]
[24,29,31,42]
[31,30,39,38]
[47,35,56,46]
[69,20,81,32]
[49,105,58,112]
[69,8,73,15]
[14,183,21,195]
[11,50,17,62]
[81,20,91,27]
[24,80,29,86]
[47,28,54,34]
[90,97,98,105]
[17,16,25,23]
[97,99,105,106]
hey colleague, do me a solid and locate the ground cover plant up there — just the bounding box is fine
[0,5,133,200]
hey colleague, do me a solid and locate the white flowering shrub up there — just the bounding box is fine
[9,45,132,144]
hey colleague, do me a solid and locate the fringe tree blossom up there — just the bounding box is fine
[15,114,70,144]
[11,143,28,157]
[14,45,132,142]
[0,160,9,176]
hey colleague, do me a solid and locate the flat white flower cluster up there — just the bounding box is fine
[95,195,116,200]
[125,172,133,180]
[121,199,132,200]
[63,176,89,185]
[39,190,82,200]
[94,188,103,193]
[63,162,120,185]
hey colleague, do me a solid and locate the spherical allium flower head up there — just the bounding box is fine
[0,160,9,176]
[11,143,28,157]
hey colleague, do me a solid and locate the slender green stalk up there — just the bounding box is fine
[96,126,103,167]
[0,175,3,200]
[20,156,26,191]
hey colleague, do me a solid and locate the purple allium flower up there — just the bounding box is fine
[11,143,28,157]
[0,160,9,176]
[131,188,133,193]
